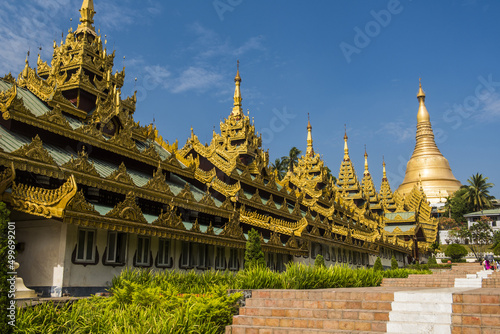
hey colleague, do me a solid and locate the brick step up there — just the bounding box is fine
[482,278,500,287]
[231,316,388,332]
[250,289,394,301]
[239,306,390,321]
[226,325,384,334]
[451,325,499,334]
[452,313,500,327]
[245,298,393,310]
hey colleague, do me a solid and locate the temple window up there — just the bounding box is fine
[135,236,151,267]
[105,232,127,265]
[180,242,192,268]
[197,244,211,270]
[228,248,239,271]
[215,246,226,270]
[157,238,172,268]
[76,228,96,263]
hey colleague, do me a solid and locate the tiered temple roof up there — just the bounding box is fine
[0,0,442,263]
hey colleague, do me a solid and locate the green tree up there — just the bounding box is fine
[324,166,337,185]
[445,244,468,260]
[244,229,266,269]
[444,188,473,224]
[390,255,398,270]
[493,230,500,248]
[270,157,288,181]
[462,173,495,212]
[0,202,12,334]
[314,254,325,268]
[284,147,302,172]
[373,257,383,271]
[427,256,437,265]
[467,219,493,261]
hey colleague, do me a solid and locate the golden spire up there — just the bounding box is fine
[417,78,430,122]
[75,0,97,36]
[343,124,349,161]
[306,113,314,157]
[363,145,369,176]
[232,60,243,119]
[396,80,461,204]
[382,156,387,180]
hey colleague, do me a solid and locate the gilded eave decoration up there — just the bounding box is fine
[11,175,77,218]
[105,191,147,224]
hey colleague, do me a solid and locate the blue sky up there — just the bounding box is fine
[1,0,499,199]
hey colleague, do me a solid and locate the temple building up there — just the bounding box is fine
[396,81,462,205]
[0,0,438,297]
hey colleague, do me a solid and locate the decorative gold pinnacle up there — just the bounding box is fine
[306,113,314,157]
[232,60,242,119]
[343,125,349,161]
[75,0,97,36]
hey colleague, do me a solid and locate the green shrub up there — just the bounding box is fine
[427,256,437,265]
[373,257,383,271]
[391,255,398,270]
[314,254,325,268]
[244,229,266,269]
[493,244,500,256]
[444,244,468,260]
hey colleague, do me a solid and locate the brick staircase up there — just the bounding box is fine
[225,287,408,333]
[226,264,500,333]
[451,289,500,334]
[381,263,493,288]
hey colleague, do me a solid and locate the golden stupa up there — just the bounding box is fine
[396,80,461,204]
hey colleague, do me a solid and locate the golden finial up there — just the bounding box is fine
[76,0,97,36]
[382,156,387,179]
[306,113,314,157]
[364,145,369,175]
[343,125,349,160]
[416,78,430,122]
[232,60,243,118]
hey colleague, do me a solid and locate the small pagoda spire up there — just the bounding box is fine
[232,60,243,119]
[382,156,387,181]
[306,113,314,157]
[343,124,349,161]
[417,78,430,123]
[75,0,97,36]
[363,145,369,176]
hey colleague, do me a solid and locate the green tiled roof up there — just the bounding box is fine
[384,225,415,233]
[0,80,51,117]
[464,208,500,217]
[385,211,415,220]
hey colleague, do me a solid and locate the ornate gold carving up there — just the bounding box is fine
[266,194,276,209]
[39,104,71,129]
[177,182,195,202]
[286,234,298,248]
[199,187,216,206]
[12,134,56,165]
[220,209,245,240]
[191,218,201,233]
[0,84,18,120]
[142,142,160,161]
[11,175,77,218]
[0,162,15,195]
[206,222,215,235]
[62,149,100,177]
[105,191,147,224]
[310,226,320,236]
[107,162,135,186]
[66,190,98,214]
[153,205,185,230]
[143,165,173,195]
[268,231,282,246]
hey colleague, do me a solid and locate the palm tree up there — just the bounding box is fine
[286,147,302,172]
[462,173,495,212]
[271,157,288,180]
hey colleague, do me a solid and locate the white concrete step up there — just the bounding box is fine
[387,322,451,334]
[393,291,453,303]
[391,301,451,313]
[389,310,451,323]
[455,278,482,288]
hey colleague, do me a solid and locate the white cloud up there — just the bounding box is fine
[378,122,414,142]
[477,93,500,120]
